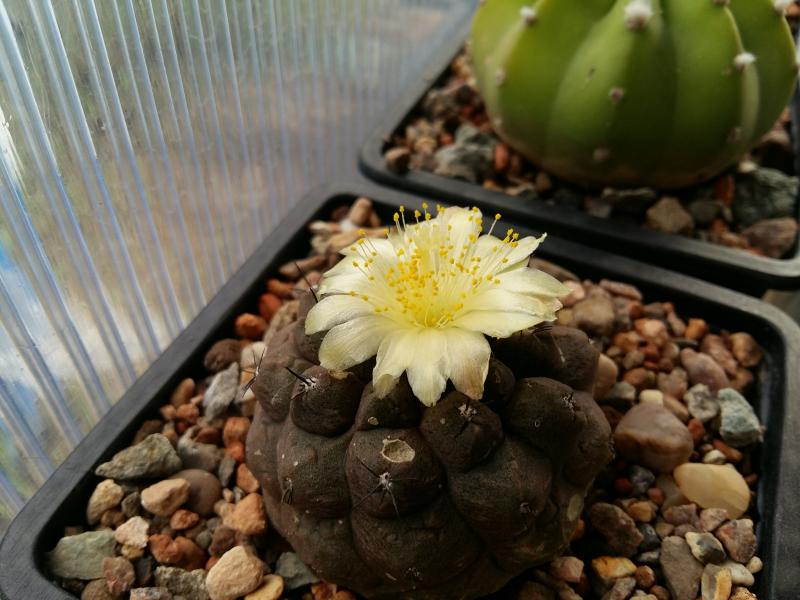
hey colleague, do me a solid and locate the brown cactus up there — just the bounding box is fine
[246,293,613,600]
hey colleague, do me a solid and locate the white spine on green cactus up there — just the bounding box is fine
[734,52,756,72]
[520,6,538,26]
[774,0,792,14]
[624,0,653,30]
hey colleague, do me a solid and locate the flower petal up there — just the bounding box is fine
[317,315,393,371]
[502,234,546,266]
[463,288,548,316]
[443,328,490,400]
[496,269,570,297]
[405,329,449,406]
[305,294,373,334]
[373,328,417,397]
[452,310,547,338]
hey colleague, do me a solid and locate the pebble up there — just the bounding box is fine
[732,167,798,226]
[629,465,655,496]
[154,566,209,600]
[743,217,799,258]
[602,381,637,411]
[95,434,182,480]
[638,523,661,551]
[701,564,732,600]
[177,429,225,473]
[717,388,762,447]
[674,464,750,519]
[655,474,687,510]
[715,519,757,564]
[548,556,583,583]
[204,339,242,372]
[659,536,704,600]
[224,493,267,536]
[646,197,695,234]
[103,556,135,596]
[591,556,637,587]
[679,349,730,393]
[662,503,698,526]
[657,369,688,401]
[730,588,757,600]
[141,479,190,517]
[48,531,117,580]
[594,354,619,400]
[683,384,720,423]
[203,362,240,420]
[169,469,222,516]
[728,333,762,368]
[614,403,693,473]
[722,561,755,586]
[588,503,644,556]
[275,552,319,590]
[572,295,616,337]
[170,378,195,407]
[601,576,636,600]
[223,417,250,447]
[115,516,150,549]
[130,589,174,600]
[700,508,729,532]
[516,581,555,600]
[702,449,727,465]
[685,319,709,341]
[686,532,726,564]
[244,574,285,599]
[745,556,762,574]
[700,335,738,377]
[87,479,124,525]
[217,455,237,488]
[235,313,267,340]
[170,509,199,530]
[639,389,663,405]
[236,463,260,494]
[80,580,115,600]
[625,501,655,523]
[205,546,264,600]
[634,565,656,589]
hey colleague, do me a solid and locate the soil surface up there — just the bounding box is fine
[50,198,767,600]
[383,52,800,261]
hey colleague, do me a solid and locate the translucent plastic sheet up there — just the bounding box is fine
[0,0,476,532]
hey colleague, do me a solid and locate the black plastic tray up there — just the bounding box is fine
[359,24,800,296]
[1,183,798,599]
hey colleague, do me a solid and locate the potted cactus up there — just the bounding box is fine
[364,0,800,291]
[246,205,613,599]
[470,0,798,189]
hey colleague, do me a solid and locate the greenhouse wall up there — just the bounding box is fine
[0,0,476,533]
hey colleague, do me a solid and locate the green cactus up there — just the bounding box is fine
[470,0,798,189]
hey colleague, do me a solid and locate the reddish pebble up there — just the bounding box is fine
[571,519,585,541]
[687,418,706,444]
[635,565,656,589]
[258,293,282,322]
[745,473,758,487]
[235,313,267,340]
[170,509,200,530]
[225,441,246,463]
[266,279,295,299]
[685,318,709,341]
[148,534,182,565]
[175,404,199,424]
[576,573,590,595]
[713,174,735,205]
[494,143,510,173]
[614,478,634,495]
[647,487,665,505]
[236,463,260,494]
[159,406,176,421]
[194,426,220,445]
[223,417,250,447]
[173,536,206,571]
[712,439,743,463]
[206,555,220,570]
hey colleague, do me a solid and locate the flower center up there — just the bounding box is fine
[348,204,521,329]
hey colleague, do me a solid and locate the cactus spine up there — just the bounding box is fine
[471,0,798,189]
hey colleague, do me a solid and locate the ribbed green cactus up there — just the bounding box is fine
[471,0,798,189]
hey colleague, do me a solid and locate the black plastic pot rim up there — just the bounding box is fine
[358,21,800,294]
[2,181,799,600]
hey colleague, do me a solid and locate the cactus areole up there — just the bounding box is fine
[246,206,613,599]
[470,0,798,189]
